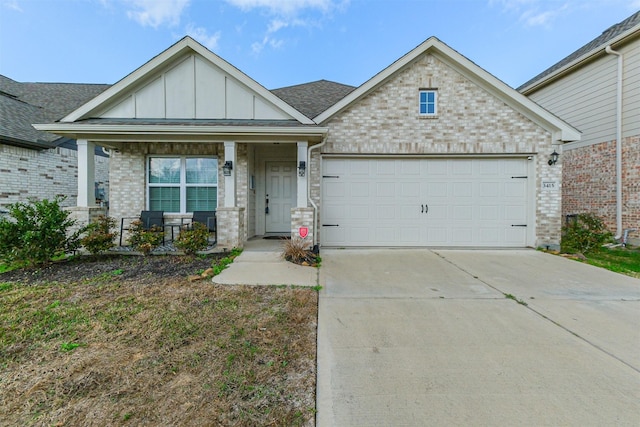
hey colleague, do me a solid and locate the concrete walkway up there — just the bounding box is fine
[212,238,318,287]
[317,249,640,426]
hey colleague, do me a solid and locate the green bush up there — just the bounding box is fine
[81,215,118,256]
[0,196,83,267]
[561,213,613,254]
[128,220,164,255]
[175,222,210,255]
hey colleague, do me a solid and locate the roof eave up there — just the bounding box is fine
[520,24,640,95]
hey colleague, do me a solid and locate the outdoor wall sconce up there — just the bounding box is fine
[548,150,559,166]
[298,161,306,177]
[223,160,233,176]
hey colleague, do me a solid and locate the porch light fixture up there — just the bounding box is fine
[223,160,233,176]
[548,150,559,166]
[298,161,306,177]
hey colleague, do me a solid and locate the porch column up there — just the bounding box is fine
[76,139,95,207]
[296,141,308,207]
[224,141,237,207]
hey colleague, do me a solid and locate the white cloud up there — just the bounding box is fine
[489,0,572,28]
[225,0,339,16]
[186,24,221,50]
[3,0,23,12]
[123,0,190,28]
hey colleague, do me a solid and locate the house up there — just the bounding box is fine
[519,11,640,244]
[34,36,579,250]
[0,75,111,210]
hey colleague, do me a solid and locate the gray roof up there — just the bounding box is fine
[519,10,640,91]
[271,79,356,119]
[0,75,110,149]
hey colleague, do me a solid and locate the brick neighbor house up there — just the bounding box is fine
[35,36,579,250]
[519,11,640,244]
[0,75,110,210]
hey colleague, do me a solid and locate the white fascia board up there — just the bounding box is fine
[61,37,314,125]
[315,36,580,142]
[519,24,640,95]
[432,44,581,142]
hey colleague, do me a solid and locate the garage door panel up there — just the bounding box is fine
[322,158,530,247]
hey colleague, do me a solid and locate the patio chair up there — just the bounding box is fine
[191,210,216,232]
[120,210,167,246]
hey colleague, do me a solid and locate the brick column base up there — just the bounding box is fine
[216,207,246,250]
[291,207,315,250]
[65,207,108,235]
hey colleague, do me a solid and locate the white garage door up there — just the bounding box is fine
[322,158,531,247]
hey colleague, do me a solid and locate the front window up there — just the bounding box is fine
[148,157,218,213]
[419,89,437,116]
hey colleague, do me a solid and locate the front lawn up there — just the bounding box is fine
[0,255,318,426]
[579,247,640,278]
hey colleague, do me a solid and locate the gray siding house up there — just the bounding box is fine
[519,11,640,243]
[0,75,110,210]
[35,36,579,250]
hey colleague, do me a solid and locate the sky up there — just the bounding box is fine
[0,0,638,90]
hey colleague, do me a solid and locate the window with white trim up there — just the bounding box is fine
[148,157,218,213]
[419,89,437,116]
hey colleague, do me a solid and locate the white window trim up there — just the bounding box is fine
[418,89,438,117]
[147,155,218,213]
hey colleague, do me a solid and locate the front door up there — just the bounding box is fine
[265,162,296,234]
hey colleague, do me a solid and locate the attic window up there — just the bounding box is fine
[419,89,437,116]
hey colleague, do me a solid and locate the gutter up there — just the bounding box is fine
[605,45,623,239]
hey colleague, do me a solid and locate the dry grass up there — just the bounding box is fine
[0,256,318,426]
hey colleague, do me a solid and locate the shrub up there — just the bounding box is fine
[281,237,316,265]
[175,222,209,255]
[128,220,164,255]
[561,213,613,254]
[0,196,83,267]
[81,215,118,256]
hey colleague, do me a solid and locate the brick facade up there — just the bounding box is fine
[318,53,561,247]
[0,144,109,210]
[563,135,640,241]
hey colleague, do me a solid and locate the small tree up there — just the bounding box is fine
[81,215,118,256]
[0,196,83,267]
[561,213,613,254]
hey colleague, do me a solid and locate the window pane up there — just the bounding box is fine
[149,187,180,212]
[427,92,435,102]
[187,187,217,211]
[420,104,427,114]
[186,158,217,184]
[420,92,427,103]
[149,158,180,184]
[427,104,435,114]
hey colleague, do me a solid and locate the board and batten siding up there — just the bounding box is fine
[528,40,640,150]
[97,54,291,121]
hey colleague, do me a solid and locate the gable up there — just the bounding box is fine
[324,52,552,153]
[317,37,580,142]
[62,37,313,124]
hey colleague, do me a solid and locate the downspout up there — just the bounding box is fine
[605,45,623,239]
[308,135,328,249]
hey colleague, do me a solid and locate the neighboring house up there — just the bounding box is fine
[519,11,640,243]
[0,75,111,210]
[35,36,579,250]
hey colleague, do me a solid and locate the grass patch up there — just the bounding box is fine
[579,247,640,278]
[0,255,317,426]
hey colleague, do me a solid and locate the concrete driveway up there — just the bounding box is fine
[317,249,640,426]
